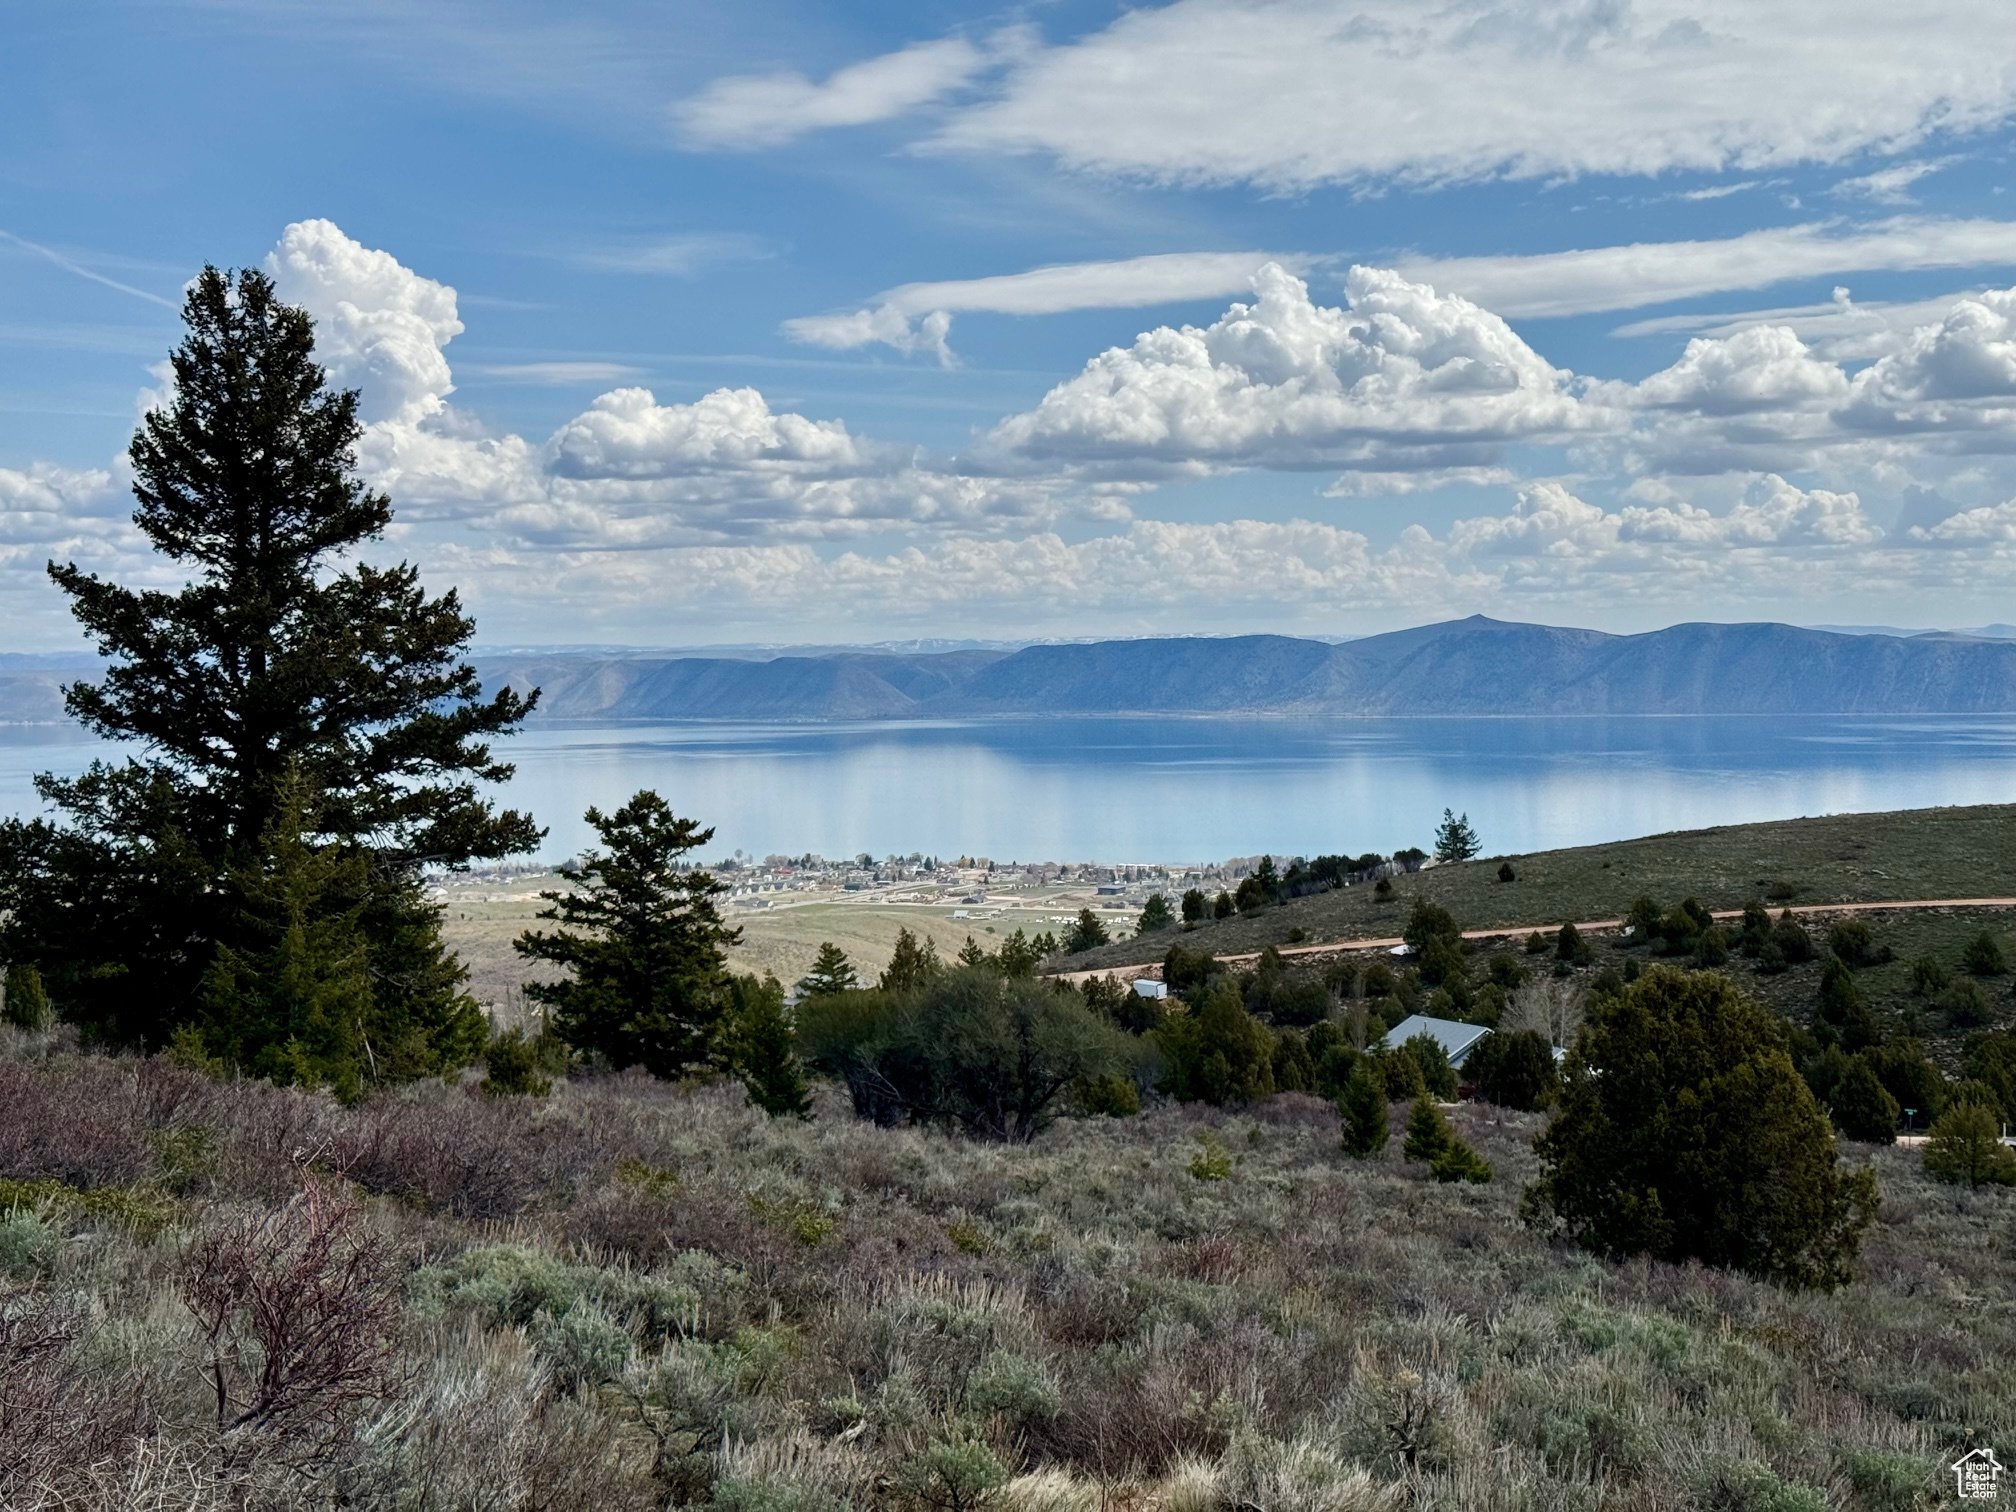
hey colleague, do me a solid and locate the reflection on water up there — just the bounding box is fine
[3,715,2013,863]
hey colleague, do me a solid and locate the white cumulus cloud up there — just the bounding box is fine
[987,263,1591,476]
[265,218,462,427]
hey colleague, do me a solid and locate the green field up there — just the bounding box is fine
[1061,803,2016,972]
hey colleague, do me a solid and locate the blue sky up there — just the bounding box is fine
[10,0,2016,647]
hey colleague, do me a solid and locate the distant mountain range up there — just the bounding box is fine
[470,618,2016,721]
[11,619,2016,726]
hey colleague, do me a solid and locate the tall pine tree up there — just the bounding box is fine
[515,790,739,1078]
[0,267,539,1070]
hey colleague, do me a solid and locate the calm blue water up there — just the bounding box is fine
[5,715,2015,864]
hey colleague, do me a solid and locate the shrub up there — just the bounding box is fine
[1554,922,1590,965]
[1073,1073,1141,1118]
[1694,927,1730,967]
[180,1174,400,1443]
[798,969,1127,1139]
[1829,1060,1899,1143]
[1773,915,1816,965]
[1163,946,1223,996]
[1187,1132,1234,1182]
[1402,898,1461,954]
[1523,931,1548,956]
[1940,976,1994,1029]
[1431,1141,1492,1185]
[531,1297,634,1390]
[1827,918,1876,967]
[1337,1059,1389,1156]
[1923,1102,2016,1187]
[1464,1029,1558,1111]
[479,1025,555,1098]
[1525,967,1879,1289]
[1909,956,1952,995]
[1,964,50,1031]
[896,1437,1008,1512]
[1963,930,2009,977]
[1373,877,1393,901]
[1497,860,1516,883]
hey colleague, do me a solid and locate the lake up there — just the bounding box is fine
[4,715,2015,864]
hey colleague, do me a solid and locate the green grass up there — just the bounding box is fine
[1064,803,2016,971]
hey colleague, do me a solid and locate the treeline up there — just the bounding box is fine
[1120,808,1482,943]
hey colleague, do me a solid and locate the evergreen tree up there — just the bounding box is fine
[1399,1032,1459,1099]
[1136,893,1175,935]
[1,962,50,1031]
[1433,809,1481,863]
[997,928,1042,978]
[1465,1028,1558,1111]
[880,927,941,993]
[1338,1058,1390,1155]
[1403,1095,1452,1163]
[797,942,859,998]
[194,771,382,1100]
[1064,908,1111,953]
[1525,967,1879,1289]
[1923,1102,2016,1187]
[1829,1059,1899,1143]
[1382,1047,1428,1102]
[956,936,990,969]
[1623,895,1662,944]
[723,973,812,1118]
[1180,888,1207,925]
[1212,891,1235,920]
[1817,955,1877,1049]
[0,267,537,1057]
[1156,978,1276,1105]
[515,791,738,1079]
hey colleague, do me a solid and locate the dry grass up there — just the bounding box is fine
[442,879,1005,1013]
[0,1021,2004,1510]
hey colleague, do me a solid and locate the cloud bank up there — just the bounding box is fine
[21,220,2016,642]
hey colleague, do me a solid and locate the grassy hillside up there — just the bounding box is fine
[0,1027,1996,1510]
[1063,803,2016,972]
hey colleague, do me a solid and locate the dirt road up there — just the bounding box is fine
[1051,896,2016,984]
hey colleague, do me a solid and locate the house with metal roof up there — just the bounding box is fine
[1382,1013,1492,1069]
